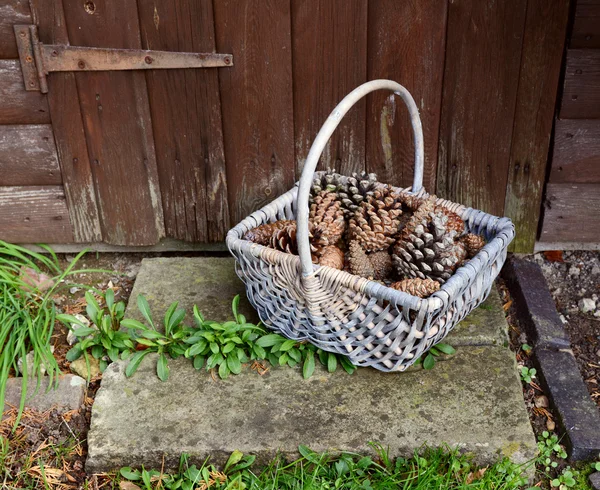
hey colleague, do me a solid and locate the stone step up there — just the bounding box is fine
[86,257,535,473]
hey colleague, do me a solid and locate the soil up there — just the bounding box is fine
[526,251,600,409]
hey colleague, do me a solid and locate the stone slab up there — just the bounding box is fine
[86,346,536,473]
[534,348,600,461]
[3,374,86,418]
[590,472,600,490]
[125,257,508,347]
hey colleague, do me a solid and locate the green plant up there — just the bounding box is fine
[415,343,456,370]
[0,241,85,425]
[57,290,133,376]
[520,366,537,384]
[119,295,357,381]
[521,344,532,353]
[593,461,600,471]
[551,467,578,489]
[117,445,533,490]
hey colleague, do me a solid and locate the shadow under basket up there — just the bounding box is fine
[226,80,515,372]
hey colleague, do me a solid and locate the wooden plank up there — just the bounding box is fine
[0,60,50,124]
[0,0,31,59]
[503,0,570,253]
[214,0,295,224]
[292,0,367,177]
[138,0,229,242]
[560,49,600,119]
[540,183,600,242]
[60,0,164,245]
[570,0,600,48]
[31,0,102,242]
[0,125,62,185]
[366,0,447,190]
[549,119,600,183]
[0,186,74,243]
[436,0,527,217]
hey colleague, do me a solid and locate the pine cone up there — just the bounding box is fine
[347,241,375,278]
[369,251,393,280]
[348,186,404,252]
[436,207,465,235]
[318,245,344,270]
[338,171,382,217]
[392,209,467,284]
[311,168,345,196]
[461,233,485,258]
[244,220,294,245]
[391,278,440,298]
[309,190,346,243]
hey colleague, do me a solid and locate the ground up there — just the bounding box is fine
[1,251,599,489]
[527,251,600,409]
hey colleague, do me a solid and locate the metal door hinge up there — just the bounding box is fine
[14,25,233,93]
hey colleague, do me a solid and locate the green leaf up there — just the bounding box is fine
[193,355,205,370]
[168,309,186,333]
[423,353,436,370]
[279,339,297,352]
[107,347,119,363]
[120,467,141,481]
[298,445,320,464]
[256,334,284,348]
[253,344,267,359]
[135,338,156,347]
[141,330,164,340]
[125,350,150,377]
[218,362,230,379]
[157,353,169,381]
[186,341,207,357]
[91,345,104,359]
[99,359,108,373]
[56,314,88,328]
[303,351,315,379]
[278,352,289,366]
[223,342,236,354]
[339,355,356,375]
[66,346,83,362]
[71,327,97,337]
[121,318,149,331]
[227,354,242,374]
[327,353,338,373]
[232,295,240,323]
[209,342,220,354]
[105,288,115,310]
[193,305,205,326]
[137,295,155,329]
[224,450,244,473]
[434,343,456,356]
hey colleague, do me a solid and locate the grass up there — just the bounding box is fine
[0,241,85,426]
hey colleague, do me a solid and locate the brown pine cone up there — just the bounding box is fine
[348,186,404,252]
[309,190,346,243]
[390,278,440,298]
[244,220,294,245]
[347,241,375,278]
[368,251,393,280]
[461,233,485,258]
[318,245,345,270]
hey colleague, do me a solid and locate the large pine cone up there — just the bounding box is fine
[391,278,440,298]
[245,220,327,259]
[244,220,294,245]
[392,208,467,284]
[461,233,485,258]
[310,168,346,196]
[346,241,393,280]
[309,190,346,243]
[348,186,404,252]
[318,245,344,270]
[337,171,381,217]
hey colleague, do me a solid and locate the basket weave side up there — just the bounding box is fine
[227,176,514,372]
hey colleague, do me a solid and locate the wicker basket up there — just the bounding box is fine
[226,80,514,372]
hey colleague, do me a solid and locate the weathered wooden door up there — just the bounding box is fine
[0,0,571,251]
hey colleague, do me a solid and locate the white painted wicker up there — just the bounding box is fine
[227,80,515,372]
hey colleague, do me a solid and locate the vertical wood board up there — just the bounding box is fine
[214,0,295,224]
[292,0,368,177]
[61,0,164,245]
[366,0,447,190]
[437,0,527,217]
[138,0,229,242]
[0,186,74,243]
[32,0,102,242]
[0,124,62,185]
[504,0,570,252]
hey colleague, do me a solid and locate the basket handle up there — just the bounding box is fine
[297,79,424,277]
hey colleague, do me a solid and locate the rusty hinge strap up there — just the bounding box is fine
[14,25,233,93]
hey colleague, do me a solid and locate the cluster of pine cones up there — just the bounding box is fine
[243,170,485,298]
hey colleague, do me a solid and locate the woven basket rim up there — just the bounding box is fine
[227,174,515,313]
